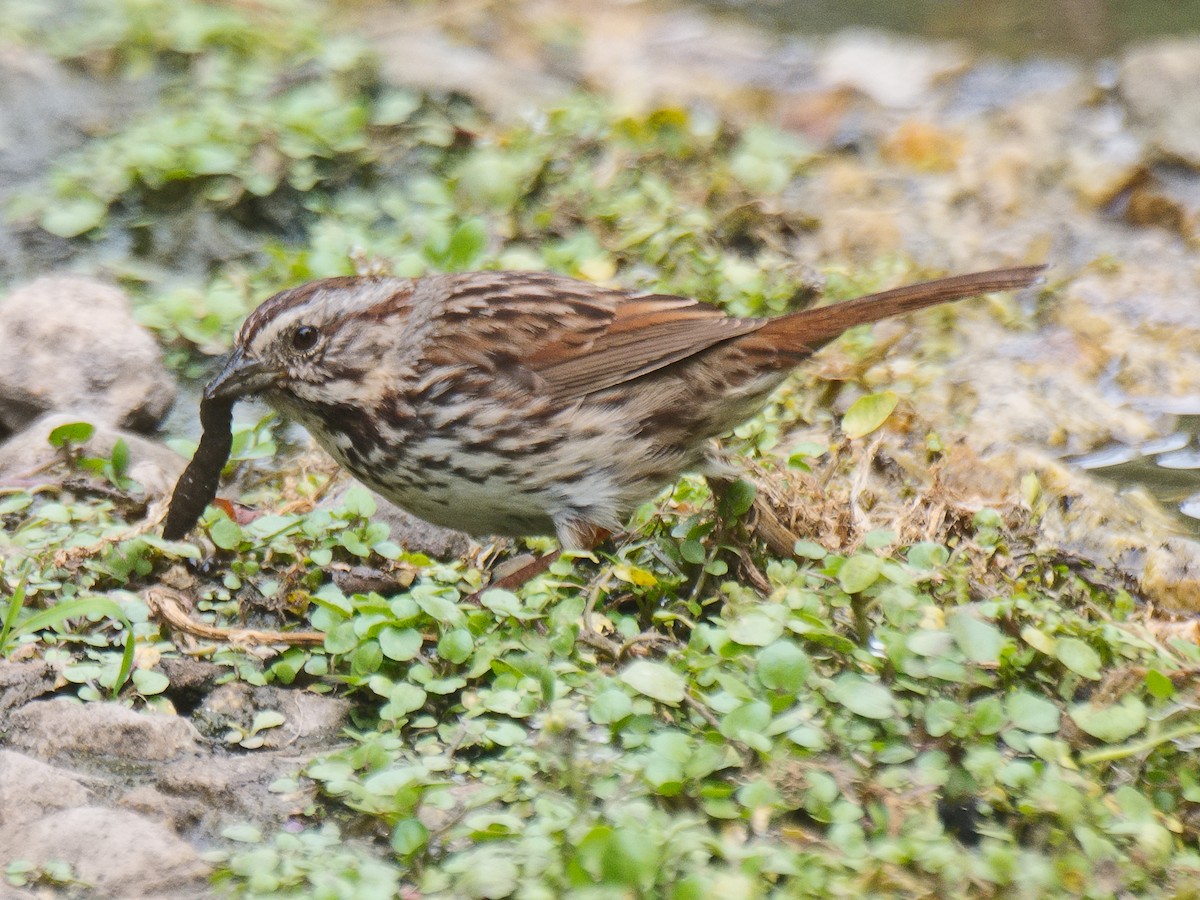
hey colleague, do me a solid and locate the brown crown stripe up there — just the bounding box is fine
[343,285,416,326]
[238,276,414,345]
[237,277,355,344]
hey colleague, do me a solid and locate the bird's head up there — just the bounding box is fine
[204,276,414,405]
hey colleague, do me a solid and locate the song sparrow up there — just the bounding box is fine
[197,265,1044,551]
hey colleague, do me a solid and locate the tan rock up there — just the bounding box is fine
[0,276,175,433]
[0,411,185,499]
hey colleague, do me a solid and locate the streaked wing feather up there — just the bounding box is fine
[532,302,762,399]
[431,273,764,401]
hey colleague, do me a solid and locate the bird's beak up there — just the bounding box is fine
[204,348,277,401]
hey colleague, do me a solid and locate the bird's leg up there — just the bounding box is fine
[463,526,612,604]
[468,550,561,600]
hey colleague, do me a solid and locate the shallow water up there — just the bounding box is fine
[692,0,1200,59]
[1072,408,1200,532]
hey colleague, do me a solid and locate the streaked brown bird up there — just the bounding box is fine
[200,264,1044,560]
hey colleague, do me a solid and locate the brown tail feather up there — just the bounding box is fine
[757,264,1047,354]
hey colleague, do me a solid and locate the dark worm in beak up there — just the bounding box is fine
[161,394,235,541]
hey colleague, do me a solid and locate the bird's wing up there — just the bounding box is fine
[425,271,763,401]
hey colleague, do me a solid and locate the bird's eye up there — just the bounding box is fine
[291,325,319,352]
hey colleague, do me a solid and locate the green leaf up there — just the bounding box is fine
[208,516,242,550]
[793,540,827,560]
[437,629,473,664]
[64,663,103,683]
[831,674,895,719]
[41,197,108,237]
[341,485,377,518]
[391,819,428,856]
[737,778,779,809]
[374,90,422,125]
[1020,626,1057,655]
[720,700,772,742]
[379,627,423,661]
[1070,696,1147,743]
[787,442,827,468]
[590,689,633,724]
[382,683,427,718]
[787,724,829,750]
[924,698,961,737]
[620,660,685,705]
[350,640,383,675]
[1055,638,1102,680]
[0,494,31,515]
[112,625,136,698]
[0,570,30,654]
[600,829,659,889]
[907,630,954,657]
[1145,669,1175,700]
[838,553,883,593]
[5,596,127,643]
[842,391,898,439]
[444,218,487,270]
[132,669,170,695]
[973,508,1002,529]
[1006,690,1060,733]
[47,421,95,448]
[949,611,1006,665]
[756,641,810,693]
[718,479,756,518]
[970,696,1006,734]
[221,824,263,843]
[340,531,369,557]
[906,542,948,569]
[323,621,358,654]
[863,529,896,550]
[251,710,286,732]
[373,541,403,560]
[414,592,463,626]
[643,755,684,795]
[110,438,130,477]
[727,610,784,646]
[480,589,521,617]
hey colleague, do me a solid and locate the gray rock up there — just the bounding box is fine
[0,807,209,898]
[155,750,319,825]
[119,784,210,834]
[193,682,351,750]
[0,660,60,722]
[156,657,223,701]
[1141,537,1200,612]
[0,751,94,830]
[816,29,967,109]
[370,492,475,560]
[1120,38,1200,167]
[370,18,569,119]
[0,882,40,899]
[0,411,185,499]
[0,275,175,434]
[6,698,200,762]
